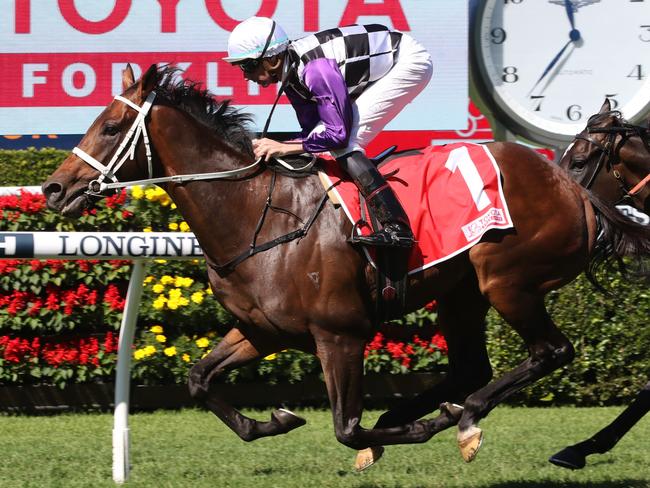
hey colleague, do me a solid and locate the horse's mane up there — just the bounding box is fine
[151,66,255,157]
[587,110,624,128]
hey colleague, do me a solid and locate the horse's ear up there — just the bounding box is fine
[122,64,135,92]
[599,98,612,114]
[138,64,158,97]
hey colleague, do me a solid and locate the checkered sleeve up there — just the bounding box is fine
[299,58,353,153]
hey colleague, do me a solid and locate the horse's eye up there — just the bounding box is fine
[571,156,587,170]
[102,124,120,137]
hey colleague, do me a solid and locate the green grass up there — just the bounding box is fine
[1,407,649,487]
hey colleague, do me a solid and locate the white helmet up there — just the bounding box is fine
[223,17,289,63]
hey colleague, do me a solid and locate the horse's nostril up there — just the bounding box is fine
[42,181,63,200]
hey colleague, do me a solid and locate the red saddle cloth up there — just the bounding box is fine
[319,143,514,274]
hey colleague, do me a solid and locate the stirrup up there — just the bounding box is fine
[349,225,414,248]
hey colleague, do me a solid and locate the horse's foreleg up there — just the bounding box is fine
[315,332,435,455]
[549,380,650,469]
[457,291,574,462]
[188,328,306,441]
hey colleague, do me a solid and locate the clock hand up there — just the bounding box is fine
[528,2,582,96]
[564,0,576,31]
[563,0,582,41]
[528,38,573,95]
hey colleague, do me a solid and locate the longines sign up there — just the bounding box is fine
[0,232,203,259]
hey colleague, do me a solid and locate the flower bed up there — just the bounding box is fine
[0,188,444,390]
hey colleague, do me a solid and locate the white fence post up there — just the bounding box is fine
[112,259,146,484]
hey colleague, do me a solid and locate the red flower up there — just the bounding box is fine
[424,300,438,312]
[0,260,20,274]
[104,284,125,311]
[105,189,127,208]
[431,333,448,354]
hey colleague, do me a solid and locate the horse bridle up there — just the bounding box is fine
[573,114,650,205]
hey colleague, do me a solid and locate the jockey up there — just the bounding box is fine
[224,16,433,248]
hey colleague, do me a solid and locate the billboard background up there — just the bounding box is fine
[0,0,468,137]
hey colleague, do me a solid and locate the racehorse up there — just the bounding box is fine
[550,99,650,470]
[42,65,650,470]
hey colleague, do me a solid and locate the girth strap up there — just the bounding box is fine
[209,182,332,276]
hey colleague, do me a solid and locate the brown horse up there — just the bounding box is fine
[560,99,650,215]
[42,65,650,469]
[550,100,650,470]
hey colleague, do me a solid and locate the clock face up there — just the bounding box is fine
[472,0,650,146]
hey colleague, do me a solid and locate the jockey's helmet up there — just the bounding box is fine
[223,17,289,66]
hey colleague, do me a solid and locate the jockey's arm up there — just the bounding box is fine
[295,59,353,153]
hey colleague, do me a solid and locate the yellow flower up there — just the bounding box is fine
[133,349,146,360]
[196,337,210,348]
[174,276,193,288]
[264,353,277,361]
[150,325,163,334]
[130,185,144,200]
[168,288,182,299]
[160,275,174,285]
[143,345,157,357]
[168,222,179,231]
[152,297,166,310]
[167,300,179,310]
[144,276,154,284]
[182,353,190,362]
[191,291,204,304]
[180,221,190,232]
[171,203,177,210]
[143,226,152,233]
[152,284,165,294]
[154,259,167,264]
[205,287,213,295]
[164,346,177,357]
[155,334,167,343]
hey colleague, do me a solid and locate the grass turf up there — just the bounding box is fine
[1,407,649,487]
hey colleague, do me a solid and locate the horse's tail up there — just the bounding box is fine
[586,192,650,287]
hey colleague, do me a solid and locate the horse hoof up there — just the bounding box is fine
[457,426,483,463]
[271,408,307,433]
[440,402,464,421]
[354,446,385,472]
[549,446,586,470]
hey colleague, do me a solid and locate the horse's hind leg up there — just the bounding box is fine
[550,380,650,469]
[314,330,436,456]
[457,290,575,462]
[188,328,306,441]
[355,277,493,470]
[374,278,492,429]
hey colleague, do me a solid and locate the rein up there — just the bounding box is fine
[72,89,326,275]
[574,117,650,203]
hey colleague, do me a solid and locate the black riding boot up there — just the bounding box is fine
[337,151,414,248]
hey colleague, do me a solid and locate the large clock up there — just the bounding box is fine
[470,0,650,148]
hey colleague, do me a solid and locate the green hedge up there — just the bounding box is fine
[0,148,648,406]
[486,273,650,406]
[0,148,66,186]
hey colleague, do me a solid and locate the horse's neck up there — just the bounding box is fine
[149,111,269,265]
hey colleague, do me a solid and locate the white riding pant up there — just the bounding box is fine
[329,33,433,158]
